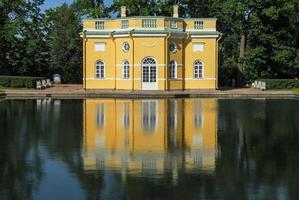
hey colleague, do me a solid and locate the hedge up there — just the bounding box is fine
[257,79,299,90]
[0,76,45,88]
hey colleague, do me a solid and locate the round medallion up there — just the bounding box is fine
[169,43,177,53]
[122,42,130,52]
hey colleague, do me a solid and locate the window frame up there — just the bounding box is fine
[122,60,130,79]
[170,20,177,29]
[121,20,129,29]
[193,60,204,79]
[95,60,105,79]
[169,60,177,79]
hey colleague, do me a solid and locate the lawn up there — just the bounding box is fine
[292,88,299,95]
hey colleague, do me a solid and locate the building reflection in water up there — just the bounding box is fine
[82,99,217,181]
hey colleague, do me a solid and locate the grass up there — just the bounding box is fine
[292,88,299,95]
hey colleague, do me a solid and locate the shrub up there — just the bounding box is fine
[257,79,299,90]
[0,76,45,88]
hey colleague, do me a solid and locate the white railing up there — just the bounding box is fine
[121,20,129,29]
[95,21,104,29]
[194,20,203,29]
[142,19,157,28]
[170,20,177,29]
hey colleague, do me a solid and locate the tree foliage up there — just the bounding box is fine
[0,0,298,85]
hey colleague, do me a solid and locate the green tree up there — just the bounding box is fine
[73,0,109,18]
[45,3,82,83]
[110,0,159,16]
[244,0,299,81]
[0,0,48,76]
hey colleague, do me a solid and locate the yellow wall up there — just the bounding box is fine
[85,38,116,89]
[83,17,219,90]
[82,98,218,176]
[185,38,217,89]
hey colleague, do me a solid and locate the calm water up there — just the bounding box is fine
[0,98,299,200]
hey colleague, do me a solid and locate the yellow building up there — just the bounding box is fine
[82,5,221,90]
[82,99,218,180]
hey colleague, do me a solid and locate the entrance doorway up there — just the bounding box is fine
[142,57,158,90]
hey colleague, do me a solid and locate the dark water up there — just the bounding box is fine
[0,98,299,200]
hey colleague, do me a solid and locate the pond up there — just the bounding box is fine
[0,98,298,200]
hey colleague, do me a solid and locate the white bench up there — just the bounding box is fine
[36,80,42,89]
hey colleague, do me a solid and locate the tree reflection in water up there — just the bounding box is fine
[0,98,298,200]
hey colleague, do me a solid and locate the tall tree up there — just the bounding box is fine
[0,0,48,76]
[45,3,82,83]
[244,0,299,81]
[110,0,159,16]
[73,0,109,18]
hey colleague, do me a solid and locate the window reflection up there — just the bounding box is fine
[169,100,177,130]
[83,99,217,179]
[194,101,203,128]
[123,102,130,129]
[142,101,157,133]
[96,104,105,128]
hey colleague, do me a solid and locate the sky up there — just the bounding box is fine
[41,0,114,11]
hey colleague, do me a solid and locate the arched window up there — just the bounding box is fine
[95,60,105,79]
[169,60,177,79]
[122,60,130,79]
[194,60,203,79]
[142,57,157,83]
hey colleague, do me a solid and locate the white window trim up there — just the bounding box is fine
[122,60,130,79]
[193,60,204,79]
[121,20,129,29]
[95,60,105,79]
[141,57,158,87]
[170,20,177,29]
[169,60,178,80]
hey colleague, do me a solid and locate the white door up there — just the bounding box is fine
[142,57,158,90]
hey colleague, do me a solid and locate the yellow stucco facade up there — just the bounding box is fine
[82,99,218,178]
[82,6,221,90]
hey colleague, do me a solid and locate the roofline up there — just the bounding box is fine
[82,16,217,22]
[81,30,220,36]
